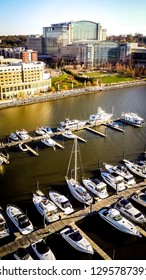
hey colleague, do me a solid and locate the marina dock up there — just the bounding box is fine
[24,144,39,156]
[85,127,107,137]
[0,182,145,259]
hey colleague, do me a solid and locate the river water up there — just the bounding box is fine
[0,85,146,260]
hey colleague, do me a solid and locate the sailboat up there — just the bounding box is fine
[65,137,93,206]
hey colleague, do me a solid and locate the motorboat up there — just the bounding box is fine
[107,121,119,128]
[60,226,94,254]
[0,156,3,166]
[1,150,9,160]
[103,163,136,187]
[8,133,19,142]
[62,130,76,139]
[120,112,144,127]
[114,197,146,224]
[16,129,30,140]
[65,138,93,206]
[57,118,86,132]
[82,177,109,199]
[18,143,28,152]
[88,107,113,124]
[98,207,141,237]
[32,192,60,223]
[48,190,74,215]
[41,126,53,135]
[31,238,56,260]
[131,190,146,207]
[13,248,33,260]
[123,159,146,178]
[0,207,10,239]
[100,169,126,192]
[6,204,34,235]
[41,137,56,148]
[35,127,46,136]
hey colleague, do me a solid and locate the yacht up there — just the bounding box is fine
[16,129,30,140]
[31,238,56,260]
[32,192,60,223]
[0,208,10,239]
[35,127,46,136]
[57,118,86,132]
[60,226,94,254]
[65,138,93,206]
[114,197,146,224]
[41,137,56,148]
[98,207,141,237]
[120,112,144,127]
[8,133,19,142]
[49,190,74,215]
[82,177,109,199]
[88,107,113,124]
[6,204,34,235]
[131,190,146,207]
[42,126,53,134]
[62,130,76,139]
[123,159,146,178]
[100,170,126,192]
[103,163,136,187]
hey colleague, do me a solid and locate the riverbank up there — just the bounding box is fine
[0,80,145,110]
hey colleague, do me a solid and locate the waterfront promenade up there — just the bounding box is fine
[0,80,146,110]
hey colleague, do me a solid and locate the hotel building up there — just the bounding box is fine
[0,59,51,99]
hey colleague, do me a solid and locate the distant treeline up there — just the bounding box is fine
[0,35,28,48]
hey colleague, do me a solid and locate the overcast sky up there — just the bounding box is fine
[0,0,146,36]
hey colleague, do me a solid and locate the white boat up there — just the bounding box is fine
[33,192,60,223]
[42,126,53,135]
[18,143,28,152]
[100,170,126,192]
[1,150,9,160]
[62,130,76,139]
[8,133,19,142]
[120,112,144,127]
[0,156,3,165]
[123,159,146,178]
[103,163,136,187]
[0,208,9,239]
[82,177,109,199]
[60,226,94,254]
[35,127,46,136]
[6,204,34,235]
[131,190,146,207]
[48,190,74,215]
[57,118,86,132]
[41,137,56,147]
[16,129,30,140]
[98,207,141,237]
[88,107,113,124]
[65,138,93,206]
[13,248,33,260]
[114,197,146,224]
[31,238,56,260]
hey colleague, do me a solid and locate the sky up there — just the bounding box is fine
[0,0,146,36]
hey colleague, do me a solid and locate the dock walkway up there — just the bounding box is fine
[0,182,145,259]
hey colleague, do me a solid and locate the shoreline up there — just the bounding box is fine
[0,80,146,110]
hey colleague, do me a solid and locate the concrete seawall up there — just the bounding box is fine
[0,80,145,110]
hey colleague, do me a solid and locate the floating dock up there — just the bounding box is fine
[24,144,39,156]
[85,127,106,137]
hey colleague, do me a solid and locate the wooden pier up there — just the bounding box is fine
[103,123,125,133]
[24,144,39,156]
[0,182,146,259]
[85,127,106,137]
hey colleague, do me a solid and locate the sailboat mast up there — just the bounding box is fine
[74,137,77,182]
